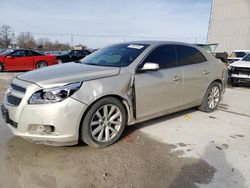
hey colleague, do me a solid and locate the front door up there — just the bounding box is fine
[5,50,33,70]
[135,45,182,120]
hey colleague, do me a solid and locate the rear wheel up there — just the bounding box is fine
[81,97,127,148]
[198,82,221,112]
[0,63,4,72]
[36,61,48,69]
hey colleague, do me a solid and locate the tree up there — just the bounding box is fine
[16,32,36,49]
[0,25,15,48]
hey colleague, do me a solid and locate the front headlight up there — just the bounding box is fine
[28,82,82,104]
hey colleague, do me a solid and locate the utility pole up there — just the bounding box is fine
[71,33,74,48]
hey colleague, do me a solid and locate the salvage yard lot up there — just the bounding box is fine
[0,72,250,188]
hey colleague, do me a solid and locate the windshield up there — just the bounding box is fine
[81,43,149,67]
[1,49,14,56]
[242,53,250,61]
[229,52,248,58]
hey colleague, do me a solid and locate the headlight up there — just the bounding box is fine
[28,82,82,104]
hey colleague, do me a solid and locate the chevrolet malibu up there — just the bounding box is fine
[1,41,227,148]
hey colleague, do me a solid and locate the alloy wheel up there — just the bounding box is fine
[207,85,220,109]
[90,104,122,142]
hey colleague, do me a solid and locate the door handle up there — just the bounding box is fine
[172,76,181,81]
[203,71,210,75]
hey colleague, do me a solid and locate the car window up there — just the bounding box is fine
[26,51,33,56]
[11,50,27,57]
[82,43,149,67]
[31,50,43,56]
[229,52,247,58]
[142,45,177,69]
[176,45,207,66]
[242,53,250,61]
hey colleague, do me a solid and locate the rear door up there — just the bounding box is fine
[134,45,182,119]
[176,45,212,106]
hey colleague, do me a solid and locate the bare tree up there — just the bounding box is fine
[37,38,71,51]
[16,32,36,49]
[0,25,15,48]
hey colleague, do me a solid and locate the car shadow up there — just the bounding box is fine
[121,107,198,139]
[167,144,247,188]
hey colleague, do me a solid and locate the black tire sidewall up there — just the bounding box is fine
[81,97,127,148]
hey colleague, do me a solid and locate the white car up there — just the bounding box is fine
[228,50,250,64]
[228,53,250,86]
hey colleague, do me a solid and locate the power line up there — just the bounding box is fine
[13,31,206,40]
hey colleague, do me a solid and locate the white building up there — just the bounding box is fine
[207,0,250,53]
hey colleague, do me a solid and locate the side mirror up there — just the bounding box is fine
[140,62,159,72]
[6,55,13,59]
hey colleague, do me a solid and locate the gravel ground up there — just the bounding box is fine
[0,72,249,188]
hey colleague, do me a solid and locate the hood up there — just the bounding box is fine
[228,57,242,60]
[17,63,120,88]
[230,60,250,68]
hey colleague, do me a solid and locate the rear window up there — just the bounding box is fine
[176,45,207,66]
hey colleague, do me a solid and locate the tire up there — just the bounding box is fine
[198,82,221,113]
[36,61,48,69]
[81,97,127,148]
[0,63,4,72]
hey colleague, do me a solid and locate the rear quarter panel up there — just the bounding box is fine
[33,55,58,68]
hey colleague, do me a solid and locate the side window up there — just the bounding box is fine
[31,51,42,56]
[26,51,33,56]
[176,45,207,66]
[143,45,177,69]
[11,50,26,57]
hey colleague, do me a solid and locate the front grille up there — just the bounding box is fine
[231,67,250,75]
[7,94,22,106]
[10,83,26,93]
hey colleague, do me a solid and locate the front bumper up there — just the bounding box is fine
[229,74,250,85]
[1,95,88,146]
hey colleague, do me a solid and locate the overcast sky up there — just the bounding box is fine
[0,0,212,48]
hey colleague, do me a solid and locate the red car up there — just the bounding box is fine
[0,49,58,71]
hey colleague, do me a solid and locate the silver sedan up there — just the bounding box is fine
[1,41,227,148]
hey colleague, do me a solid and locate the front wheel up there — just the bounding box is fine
[198,82,221,112]
[36,61,48,69]
[81,97,127,148]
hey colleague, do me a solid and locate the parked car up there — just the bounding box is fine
[56,50,91,63]
[1,41,227,148]
[228,53,250,86]
[0,49,58,71]
[228,50,250,64]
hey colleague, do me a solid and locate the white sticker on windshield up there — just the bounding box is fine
[127,44,144,49]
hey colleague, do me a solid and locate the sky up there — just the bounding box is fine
[0,0,212,48]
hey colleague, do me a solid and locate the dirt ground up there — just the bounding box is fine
[0,72,249,188]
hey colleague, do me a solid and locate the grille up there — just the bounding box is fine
[232,67,250,75]
[10,83,26,93]
[7,94,22,106]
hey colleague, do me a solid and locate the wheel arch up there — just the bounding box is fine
[78,94,132,140]
[36,60,48,67]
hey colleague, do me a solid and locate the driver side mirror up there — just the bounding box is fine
[139,62,159,72]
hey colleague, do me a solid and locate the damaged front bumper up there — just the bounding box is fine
[1,95,88,146]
